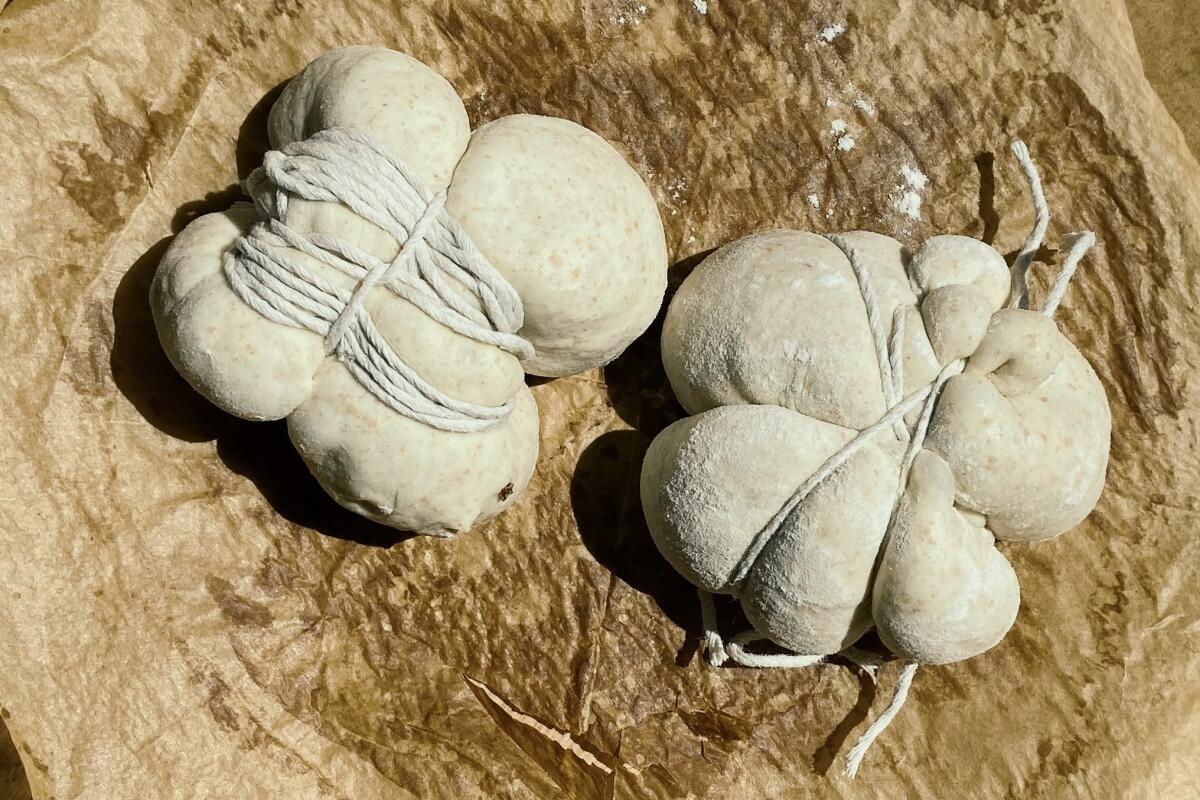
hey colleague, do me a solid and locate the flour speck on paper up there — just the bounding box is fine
[853,97,876,117]
[614,2,648,25]
[893,164,930,220]
[830,119,856,152]
[818,21,846,43]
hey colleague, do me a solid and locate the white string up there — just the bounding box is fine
[698,590,729,666]
[843,662,918,778]
[223,128,534,433]
[699,140,1097,776]
[1042,231,1097,317]
[726,630,824,668]
[324,189,446,354]
[887,305,909,443]
[726,357,962,590]
[828,233,899,413]
[699,595,825,669]
[1008,139,1049,309]
[840,647,886,681]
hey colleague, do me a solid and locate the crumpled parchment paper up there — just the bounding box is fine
[1,0,1199,797]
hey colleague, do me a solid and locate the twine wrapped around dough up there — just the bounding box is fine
[697,141,1097,778]
[224,127,534,433]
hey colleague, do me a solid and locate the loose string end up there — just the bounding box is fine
[1007,141,1094,319]
[1008,139,1050,310]
[726,630,824,669]
[698,590,729,666]
[1042,230,1096,318]
[698,591,824,669]
[843,661,919,778]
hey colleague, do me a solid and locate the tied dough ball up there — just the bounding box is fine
[152,46,667,536]
[643,229,1110,664]
[660,230,1107,542]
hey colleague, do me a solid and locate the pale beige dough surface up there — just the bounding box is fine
[1,0,1198,797]
[646,226,1110,665]
[152,46,666,535]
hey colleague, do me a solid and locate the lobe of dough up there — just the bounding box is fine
[448,114,667,377]
[925,309,1111,542]
[641,404,853,593]
[662,230,919,429]
[909,235,1010,310]
[150,205,324,421]
[873,450,1020,665]
[641,403,904,655]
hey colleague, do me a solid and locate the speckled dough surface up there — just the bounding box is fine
[151,46,667,536]
[645,227,1111,665]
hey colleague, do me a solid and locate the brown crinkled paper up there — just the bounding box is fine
[1,1,1198,797]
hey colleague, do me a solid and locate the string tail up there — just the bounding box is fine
[698,590,729,666]
[1042,230,1096,318]
[725,630,824,669]
[1008,139,1050,310]
[843,662,919,778]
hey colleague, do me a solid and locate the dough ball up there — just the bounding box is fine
[289,369,539,537]
[154,47,666,535]
[873,451,1021,664]
[641,404,854,594]
[448,114,667,376]
[661,230,919,429]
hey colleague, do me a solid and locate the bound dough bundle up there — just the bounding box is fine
[152,46,666,536]
[642,152,1110,669]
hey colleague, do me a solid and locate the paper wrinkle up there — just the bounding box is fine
[2,0,1200,798]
